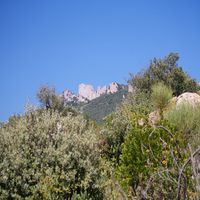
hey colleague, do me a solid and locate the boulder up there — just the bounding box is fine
[176,92,200,107]
[148,110,160,127]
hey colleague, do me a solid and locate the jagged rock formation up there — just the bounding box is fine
[62,82,127,103]
[78,83,96,101]
[107,82,119,93]
[63,89,77,102]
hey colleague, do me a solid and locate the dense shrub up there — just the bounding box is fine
[0,110,103,199]
[100,98,148,166]
[165,103,200,147]
[102,88,198,199]
[116,117,190,199]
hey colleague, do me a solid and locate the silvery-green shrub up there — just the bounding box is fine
[0,110,103,199]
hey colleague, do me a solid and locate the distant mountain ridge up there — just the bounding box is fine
[61,82,132,103]
[60,82,132,123]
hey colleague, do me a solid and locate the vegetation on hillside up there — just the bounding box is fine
[81,89,128,123]
[0,109,103,199]
[1,53,200,199]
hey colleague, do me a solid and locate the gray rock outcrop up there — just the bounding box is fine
[78,83,96,101]
[62,82,126,103]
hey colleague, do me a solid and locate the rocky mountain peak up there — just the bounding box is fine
[107,82,119,93]
[78,83,96,101]
[63,89,76,102]
[62,82,126,103]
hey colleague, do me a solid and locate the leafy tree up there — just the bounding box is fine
[37,85,56,109]
[37,85,78,116]
[129,53,199,96]
[0,109,103,199]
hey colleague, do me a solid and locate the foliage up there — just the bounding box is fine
[123,91,152,115]
[151,82,172,113]
[129,53,199,96]
[100,92,149,167]
[82,89,128,123]
[116,116,191,199]
[0,109,103,199]
[2,53,200,199]
[102,87,199,199]
[100,112,130,165]
[71,192,92,200]
[37,85,56,109]
[165,103,200,146]
[37,85,78,116]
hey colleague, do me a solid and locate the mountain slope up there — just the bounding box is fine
[62,82,130,123]
[80,89,128,123]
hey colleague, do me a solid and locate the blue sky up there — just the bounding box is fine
[1,0,200,121]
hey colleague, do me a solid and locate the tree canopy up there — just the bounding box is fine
[129,53,199,96]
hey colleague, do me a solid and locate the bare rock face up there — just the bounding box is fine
[62,82,127,103]
[78,82,120,101]
[176,92,200,107]
[78,83,96,101]
[96,85,107,96]
[63,89,77,102]
[107,82,119,94]
[77,94,88,102]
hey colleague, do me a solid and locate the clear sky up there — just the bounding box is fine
[0,0,200,121]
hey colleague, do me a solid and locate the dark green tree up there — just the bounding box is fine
[129,53,199,96]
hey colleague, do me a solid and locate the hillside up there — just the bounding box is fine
[81,89,128,123]
[2,53,200,199]
[62,82,130,123]
[65,88,128,123]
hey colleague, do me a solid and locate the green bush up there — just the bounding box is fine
[151,82,172,113]
[165,103,200,146]
[100,90,151,166]
[116,119,188,199]
[101,96,199,199]
[0,110,103,199]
